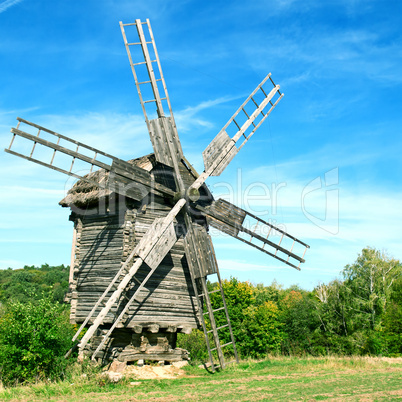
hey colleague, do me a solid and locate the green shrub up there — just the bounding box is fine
[238,301,284,358]
[177,329,208,364]
[0,295,75,386]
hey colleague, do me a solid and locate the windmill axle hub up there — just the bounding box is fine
[173,187,200,203]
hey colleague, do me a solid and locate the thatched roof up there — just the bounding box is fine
[59,154,156,208]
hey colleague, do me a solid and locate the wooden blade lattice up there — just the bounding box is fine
[5,118,175,200]
[120,19,183,169]
[199,199,309,270]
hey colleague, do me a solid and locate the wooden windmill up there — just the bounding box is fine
[4,19,309,371]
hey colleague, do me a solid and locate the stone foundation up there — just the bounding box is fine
[83,327,189,364]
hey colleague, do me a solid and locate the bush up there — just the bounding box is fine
[0,295,75,386]
[177,329,208,364]
[238,301,284,357]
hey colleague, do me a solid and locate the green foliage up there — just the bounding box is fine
[380,276,402,355]
[238,301,284,357]
[176,329,208,364]
[253,280,283,305]
[279,290,323,356]
[314,248,402,356]
[342,247,401,332]
[0,245,400,389]
[209,278,285,358]
[0,295,75,386]
[0,264,69,304]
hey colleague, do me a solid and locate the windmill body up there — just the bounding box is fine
[4,19,309,370]
[60,155,203,362]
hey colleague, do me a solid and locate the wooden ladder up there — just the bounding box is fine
[196,272,239,372]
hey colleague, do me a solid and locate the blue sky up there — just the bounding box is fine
[1,0,401,289]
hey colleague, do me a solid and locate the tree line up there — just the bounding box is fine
[180,247,402,359]
[0,247,401,385]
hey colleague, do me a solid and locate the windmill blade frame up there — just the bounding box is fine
[198,198,309,270]
[120,19,184,169]
[190,74,283,191]
[5,117,176,200]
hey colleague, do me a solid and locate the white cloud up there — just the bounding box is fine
[0,0,23,14]
[175,95,243,133]
[36,112,152,158]
[218,258,279,273]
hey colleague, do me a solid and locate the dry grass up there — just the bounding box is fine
[1,356,401,401]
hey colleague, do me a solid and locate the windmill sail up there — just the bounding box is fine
[120,19,183,169]
[4,118,175,200]
[203,74,283,176]
[190,74,283,191]
[183,223,218,279]
[199,199,309,270]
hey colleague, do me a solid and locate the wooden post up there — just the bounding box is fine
[69,226,77,285]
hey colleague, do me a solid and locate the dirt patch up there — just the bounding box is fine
[125,365,184,380]
[105,361,189,381]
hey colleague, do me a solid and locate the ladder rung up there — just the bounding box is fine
[242,107,256,128]
[138,78,162,85]
[260,86,275,107]
[203,306,225,315]
[261,86,274,103]
[123,294,130,301]
[122,22,147,27]
[210,341,233,352]
[199,288,221,297]
[132,276,141,285]
[132,60,157,66]
[127,41,152,46]
[144,97,167,103]
[251,97,266,117]
[233,119,241,130]
[208,289,221,295]
[207,324,228,333]
[251,96,259,108]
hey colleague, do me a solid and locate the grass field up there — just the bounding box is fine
[1,356,401,401]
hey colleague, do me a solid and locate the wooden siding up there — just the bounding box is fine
[68,159,200,332]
